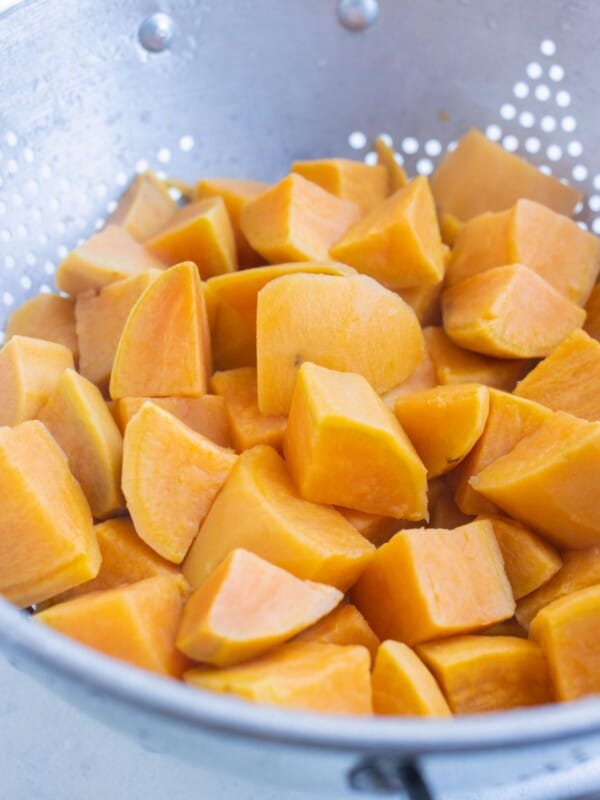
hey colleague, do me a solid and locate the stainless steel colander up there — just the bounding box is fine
[1,1,600,798]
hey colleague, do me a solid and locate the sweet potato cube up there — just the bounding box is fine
[0,421,99,608]
[351,521,514,644]
[145,198,237,278]
[372,640,452,716]
[36,575,190,678]
[481,514,562,599]
[55,226,165,296]
[417,635,553,713]
[176,549,342,666]
[514,330,600,422]
[195,178,268,268]
[122,402,236,563]
[292,158,388,216]
[394,383,489,478]
[184,642,372,714]
[210,367,286,453]
[106,170,177,242]
[110,262,212,400]
[293,603,380,661]
[182,445,374,591]
[516,547,600,629]
[442,264,585,358]
[381,348,438,408]
[330,176,444,289]
[75,270,161,391]
[284,363,427,519]
[256,273,424,415]
[584,283,600,341]
[375,137,409,192]
[0,336,73,426]
[472,412,600,549]
[430,128,581,220]
[38,369,125,519]
[240,173,360,263]
[336,508,399,547]
[6,294,78,359]
[530,585,600,701]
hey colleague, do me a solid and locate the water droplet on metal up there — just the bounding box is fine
[138,12,175,53]
[337,0,379,31]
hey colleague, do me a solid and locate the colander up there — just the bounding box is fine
[1,1,600,798]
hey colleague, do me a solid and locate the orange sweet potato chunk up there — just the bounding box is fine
[38,369,125,519]
[514,330,600,422]
[438,211,463,247]
[176,549,342,666]
[285,363,428,519]
[240,173,360,263]
[210,367,286,453]
[394,383,489,478]
[184,642,372,714]
[292,158,388,216]
[0,336,73,426]
[182,445,374,591]
[430,128,581,220]
[6,294,78,359]
[330,176,444,289]
[106,170,177,242]
[145,198,238,278]
[472,411,600,549]
[293,603,380,661]
[55,225,165,296]
[0,420,99,608]
[529,585,600,701]
[110,262,212,400]
[122,402,236,564]
[584,283,600,341]
[336,508,399,547]
[442,264,585,358]
[352,521,514,644]
[375,137,409,192]
[372,640,452,716]
[381,348,438,409]
[417,635,553,713]
[256,273,424,415]
[37,575,190,678]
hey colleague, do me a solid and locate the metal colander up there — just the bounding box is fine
[1,1,600,798]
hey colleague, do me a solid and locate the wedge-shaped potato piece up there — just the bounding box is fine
[184,642,372,714]
[424,327,530,390]
[372,640,452,716]
[293,603,380,661]
[584,284,600,341]
[206,262,354,370]
[292,158,388,216]
[417,635,553,713]
[480,514,562,600]
[381,349,438,409]
[285,363,427,519]
[76,270,161,391]
[195,178,268,268]
[110,262,211,399]
[447,199,600,305]
[427,477,472,529]
[530,585,600,701]
[516,547,600,629]
[375,137,408,192]
[145,198,237,278]
[514,330,600,422]
[337,508,399,547]
[122,402,236,563]
[6,294,78,358]
[395,384,489,478]
[183,445,374,591]
[211,367,286,453]
[472,412,600,549]
[176,549,342,666]
[452,390,553,516]
[56,226,165,296]
[0,421,99,607]
[438,211,463,247]
[351,521,514,644]
[397,282,442,326]
[37,575,190,677]
[38,369,125,519]
[106,170,177,242]
[0,336,73,426]
[430,128,581,220]
[240,173,360,263]
[257,273,424,415]
[330,177,444,289]
[442,264,585,358]
[115,395,231,448]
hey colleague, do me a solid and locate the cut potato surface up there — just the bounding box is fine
[106,170,177,242]
[293,603,380,661]
[6,294,78,359]
[292,158,388,216]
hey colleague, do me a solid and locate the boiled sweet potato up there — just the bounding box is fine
[6,294,78,359]
[293,603,380,661]
[292,158,388,215]
[584,284,600,341]
[106,170,177,242]
[374,137,409,192]
[336,508,399,547]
